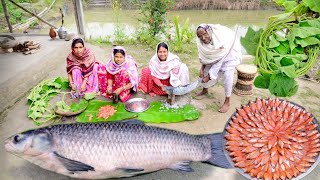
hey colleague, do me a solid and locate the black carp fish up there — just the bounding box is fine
[5,121,231,179]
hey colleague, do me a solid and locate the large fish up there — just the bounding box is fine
[164,78,202,95]
[4,121,231,179]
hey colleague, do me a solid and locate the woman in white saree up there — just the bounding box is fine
[196,24,242,113]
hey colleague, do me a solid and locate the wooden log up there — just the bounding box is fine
[8,0,57,29]
[23,48,39,55]
[27,44,40,50]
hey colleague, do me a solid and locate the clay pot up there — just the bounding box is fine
[49,27,57,40]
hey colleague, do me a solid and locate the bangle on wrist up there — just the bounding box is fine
[122,86,126,91]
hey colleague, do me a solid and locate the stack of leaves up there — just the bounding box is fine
[76,100,200,123]
[241,0,320,97]
[27,77,69,125]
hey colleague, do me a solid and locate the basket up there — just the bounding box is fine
[55,97,88,116]
[233,64,257,96]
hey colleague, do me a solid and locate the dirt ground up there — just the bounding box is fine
[0,40,319,180]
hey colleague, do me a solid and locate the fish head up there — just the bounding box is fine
[5,128,53,157]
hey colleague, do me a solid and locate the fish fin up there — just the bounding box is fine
[169,161,193,172]
[205,133,233,168]
[53,151,95,172]
[118,119,145,125]
[117,167,144,174]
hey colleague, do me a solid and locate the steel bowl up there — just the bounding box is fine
[124,98,150,113]
[222,99,320,180]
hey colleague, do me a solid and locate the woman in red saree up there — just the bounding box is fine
[138,42,190,96]
[66,38,99,98]
[98,46,139,102]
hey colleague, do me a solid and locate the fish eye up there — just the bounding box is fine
[13,135,22,143]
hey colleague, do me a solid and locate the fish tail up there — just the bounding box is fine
[205,133,233,169]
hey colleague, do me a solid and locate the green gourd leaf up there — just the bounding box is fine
[268,74,298,97]
[295,37,320,47]
[302,0,320,13]
[254,74,271,89]
[240,27,263,56]
[70,99,88,112]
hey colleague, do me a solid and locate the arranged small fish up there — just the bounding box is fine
[164,78,202,95]
[225,98,320,180]
[5,120,231,179]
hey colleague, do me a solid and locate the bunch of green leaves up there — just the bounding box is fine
[241,0,320,97]
[70,99,88,112]
[170,15,195,53]
[254,73,298,97]
[27,77,69,125]
[77,100,200,123]
[136,0,175,36]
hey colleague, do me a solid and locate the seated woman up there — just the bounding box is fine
[98,46,139,102]
[66,38,99,98]
[138,42,189,98]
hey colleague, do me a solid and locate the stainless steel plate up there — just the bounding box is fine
[124,98,150,112]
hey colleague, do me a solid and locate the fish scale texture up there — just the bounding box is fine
[47,123,211,172]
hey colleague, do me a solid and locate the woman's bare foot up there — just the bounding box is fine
[219,97,230,113]
[196,88,208,96]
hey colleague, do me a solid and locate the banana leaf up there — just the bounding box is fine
[76,100,200,123]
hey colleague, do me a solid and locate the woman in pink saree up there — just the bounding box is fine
[66,38,99,98]
[98,46,139,102]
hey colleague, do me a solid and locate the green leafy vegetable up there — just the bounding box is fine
[254,74,271,89]
[240,27,263,56]
[268,74,298,97]
[84,93,96,100]
[302,0,320,13]
[70,99,88,112]
[241,1,320,97]
[27,77,70,125]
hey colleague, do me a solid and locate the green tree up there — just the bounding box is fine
[138,0,175,36]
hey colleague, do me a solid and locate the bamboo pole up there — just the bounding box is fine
[8,0,57,29]
[73,0,85,36]
[1,0,13,33]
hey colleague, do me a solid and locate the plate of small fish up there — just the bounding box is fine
[223,98,320,180]
[124,98,150,113]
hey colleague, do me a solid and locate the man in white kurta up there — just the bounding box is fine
[196,24,242,113]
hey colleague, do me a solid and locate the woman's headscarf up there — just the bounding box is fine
[149,42,189,87]
[66,38,96,77]
[106,46,139,90]
[196,24,237,65]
